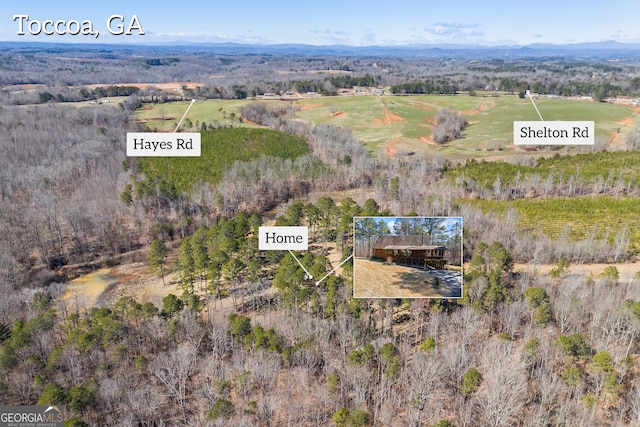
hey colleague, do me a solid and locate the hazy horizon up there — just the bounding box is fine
[3,1,640,46]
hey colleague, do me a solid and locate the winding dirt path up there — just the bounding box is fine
[373,95,404,125]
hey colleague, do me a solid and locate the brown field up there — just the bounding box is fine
[64,268,117,309]
[82,82,203,92]
[63,261,233,315]
[354,258,462,298]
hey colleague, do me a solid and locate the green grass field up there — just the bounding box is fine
[134,99,263,131]
[134,95,638,158]
[294,95,638,156]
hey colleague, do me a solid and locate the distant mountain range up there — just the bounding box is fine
[2,40,640,59]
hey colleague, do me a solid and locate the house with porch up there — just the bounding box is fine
[372,235,447,269]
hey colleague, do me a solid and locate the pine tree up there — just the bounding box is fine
[148,239,168,286]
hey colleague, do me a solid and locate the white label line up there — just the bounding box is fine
[174,99,196,132]
[526,90,544,121]
[288,250,314,280]
[315,254,353,286]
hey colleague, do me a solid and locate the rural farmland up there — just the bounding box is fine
[135,94,639,158]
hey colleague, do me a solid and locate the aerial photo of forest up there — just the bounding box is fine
[3,2,640,426]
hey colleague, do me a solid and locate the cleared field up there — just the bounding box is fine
[295,95,638,157]
[133,95,638,158]
[83,82,203,91]
[133,99,264,131]
[354,258,462,298]
[64,268,116,309]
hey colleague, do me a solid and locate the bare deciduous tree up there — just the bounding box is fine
[475,341,527,427]
[403,353,444,426]
[151,343,197,422]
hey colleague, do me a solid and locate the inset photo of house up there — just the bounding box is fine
[353,216,462,298]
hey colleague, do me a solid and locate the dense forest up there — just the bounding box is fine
[2,46,640,426]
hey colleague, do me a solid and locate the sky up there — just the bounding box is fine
[2,1,640,46]
[382,217,462,236]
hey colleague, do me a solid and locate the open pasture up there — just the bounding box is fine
[134,99,264,131]
[294,95,638,157]
[134,95,638,158]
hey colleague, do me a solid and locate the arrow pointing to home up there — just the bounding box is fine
[288,250,313,281]
[315,254,353,286]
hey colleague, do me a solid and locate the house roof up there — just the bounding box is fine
[382,245,445,250]
[372,235,445,250]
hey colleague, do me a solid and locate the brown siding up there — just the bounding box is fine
[371,244,447,269]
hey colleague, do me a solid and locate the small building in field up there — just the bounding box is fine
[372,235,446,269]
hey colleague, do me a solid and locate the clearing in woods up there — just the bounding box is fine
[354,258,462,298]
[293,95,637,157]
[64,268,117,309]
[134,99,266,131]
[135,95,637,159]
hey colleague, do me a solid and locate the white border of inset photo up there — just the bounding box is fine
[353,216,463,299]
